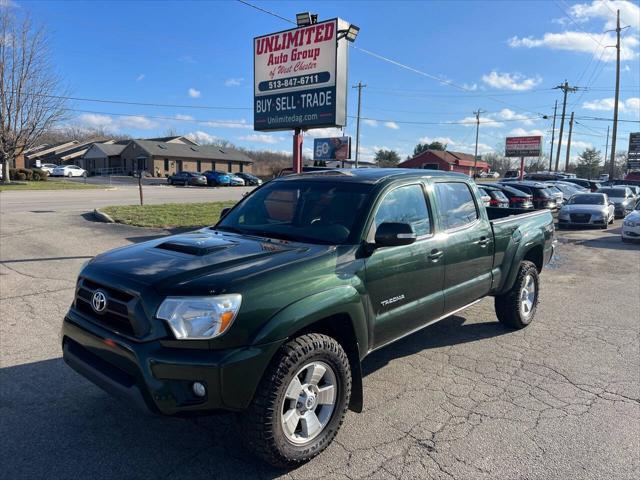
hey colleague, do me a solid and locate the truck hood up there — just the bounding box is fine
[82,228,331,295]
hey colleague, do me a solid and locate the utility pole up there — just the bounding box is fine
[609,9,622,180]
[548,100,558,171]
[604,125,610,174]
[553,80,579,172]
[472,108,485,177]
[564,111,575,171]
[352,82,366,169]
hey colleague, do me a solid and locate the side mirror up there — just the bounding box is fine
[220,207,231,219]
[374,222,416,248]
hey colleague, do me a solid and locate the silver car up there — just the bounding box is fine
[557,193,615,229]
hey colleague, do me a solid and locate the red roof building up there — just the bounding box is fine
[398,149,489,175]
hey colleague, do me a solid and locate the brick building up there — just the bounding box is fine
[398,149,489,176]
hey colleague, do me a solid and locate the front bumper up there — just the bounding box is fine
[558,216,608,227]
[622,224,640,239]
[62,313,281,416]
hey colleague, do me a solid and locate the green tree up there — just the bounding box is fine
[575,148,602,179]
[374,149,401,167]
[413,141,446,156]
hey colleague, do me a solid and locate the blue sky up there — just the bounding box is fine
[8,0,640,163]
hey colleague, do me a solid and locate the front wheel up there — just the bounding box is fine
[240,333,352,468]
[495,260,539,329]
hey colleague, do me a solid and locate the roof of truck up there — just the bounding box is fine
[276,168,469,184]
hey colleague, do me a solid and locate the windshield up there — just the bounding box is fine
[568,194,605,205]
[216,180,373,244]
[598,188,627,198]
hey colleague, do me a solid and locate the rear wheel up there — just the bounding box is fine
[495,260,539,329]
[240,333,351,468]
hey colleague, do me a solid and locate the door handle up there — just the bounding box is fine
[428,249,444,261]
[475,236,490,247]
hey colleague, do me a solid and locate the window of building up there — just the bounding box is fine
[240,163,244,173]
[433,182,478,230]
[373,184,431,237]
[196,160,201,172]
[164,158,169,171]
[228,161,232,172]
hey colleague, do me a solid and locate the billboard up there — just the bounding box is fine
[505,136,542,157]
[628,132,640,160]
[313,136,351,160]
[253,18,349,131]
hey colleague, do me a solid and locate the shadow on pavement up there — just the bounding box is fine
[363,315,510,377]
[0,316,509,479]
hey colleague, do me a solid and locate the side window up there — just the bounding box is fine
[434,182,479,230]
[373,184,431,236]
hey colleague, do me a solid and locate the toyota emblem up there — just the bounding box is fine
[91,290,108,313]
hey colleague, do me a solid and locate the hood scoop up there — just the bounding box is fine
[155,235,236,256]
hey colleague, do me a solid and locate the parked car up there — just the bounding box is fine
[555,180,589,193]
[491,184,534,209]
[503,169,521,179]
[229,174,246,186]
[478,185,509,208]
[525,172,569,181]
[541,184,565,207]
[557,193,614,229]
[235,172,263,186]
[38,163,58,174]
[616,184,640,200]
[562,178,601,192]
[479,190,491,206]
[621,199,640,242]
[62,169,555,467]
[501,181,557,210]
[546,181,582,202]
[167,171,207,186]
[202,170,231,186]
[597,187,636,218]
[51,165,87,177]
[599,174,609,182]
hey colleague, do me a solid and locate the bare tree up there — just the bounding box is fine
[1,10,67,182]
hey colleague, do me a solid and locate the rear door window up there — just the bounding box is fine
[434,182,479,230]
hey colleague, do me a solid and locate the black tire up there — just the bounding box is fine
[495,260,539,329]
[602,222,608,230]
[240,333,352,468]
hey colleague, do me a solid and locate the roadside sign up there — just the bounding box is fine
[313,137,351,160]
[253,18,349,131]
[505,136,542,157]
[628,132,640,160]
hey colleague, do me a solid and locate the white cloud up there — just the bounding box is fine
[200,119,252,129]
[77,113,114,130]
[498,108,535,125]
[462,83,478,91]
[238,134,285,144]
[509,31,639,61]
[482,71,542,91]
[178,55,197,64]
[363,119,378,127]
[175,114,194,121]
[136,74,145,81]
[570,1,639,31]
[188,88,201,98]
[0,0,18,8]
[224,77,244,87]
[457,115,505,128]
[582,97,640,112]
[119,115,156,130]
[305,127,344,138]
[418,136,456,146]
[509,128,545,137]
[384,121,400,130]
[571,140,594,150]
[185,131,218,144]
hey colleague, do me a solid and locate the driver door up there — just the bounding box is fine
[364,183,445,348]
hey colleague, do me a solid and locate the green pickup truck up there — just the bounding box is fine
[62,169,555,466]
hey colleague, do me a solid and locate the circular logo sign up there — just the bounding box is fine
[91,290,108,313]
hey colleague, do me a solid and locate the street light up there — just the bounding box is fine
[342,24,360,42]
[296,12,317,26]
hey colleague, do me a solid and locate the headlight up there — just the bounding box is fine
[624,220,638,227]
[156,294,242,340]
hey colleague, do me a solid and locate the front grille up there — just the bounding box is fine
[74,278,136,336]
[570,213,591,223]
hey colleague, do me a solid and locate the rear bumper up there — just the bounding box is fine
[62,313,281,416]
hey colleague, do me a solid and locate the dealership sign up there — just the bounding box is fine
[254,19,349,131]
[505,136,542,157]
[313,136,351,160]
[628,132,640,159]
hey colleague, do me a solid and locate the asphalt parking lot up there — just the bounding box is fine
[1,189,639,480]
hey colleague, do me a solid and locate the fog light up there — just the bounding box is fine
[192,382,206,397]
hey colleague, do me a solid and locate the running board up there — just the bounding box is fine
[369,298,484,353]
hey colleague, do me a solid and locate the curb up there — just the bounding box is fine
[93,208,115,223]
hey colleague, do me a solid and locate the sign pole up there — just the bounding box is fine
[293,128,303,174]
[519,157,525,181]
